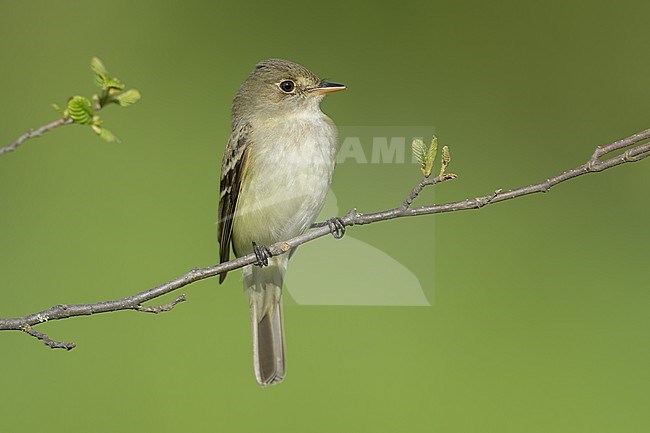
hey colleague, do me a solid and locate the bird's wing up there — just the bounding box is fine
[218,122,252,283]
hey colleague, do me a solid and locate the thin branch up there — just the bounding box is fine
[22,326,75,350]
[136,295,187,313]
[589,128,650,163]
[1,128,649,349]
[0,79,125,156]
[0,118,72,156]
[400,173,458,211]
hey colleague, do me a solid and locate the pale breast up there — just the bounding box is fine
[232,111,338,255]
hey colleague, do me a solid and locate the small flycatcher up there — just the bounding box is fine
[218,59,345,386]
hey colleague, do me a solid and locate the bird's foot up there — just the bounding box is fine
[327,217,346,239]
[252,242,272,267]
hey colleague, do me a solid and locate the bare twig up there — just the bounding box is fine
[400,173,458,211]
[1,128,649,348]
[0,118,73,156]
[136,295,187,313]
[589,128,650,164]
[22,326,75,350]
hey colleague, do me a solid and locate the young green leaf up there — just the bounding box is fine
[440,145,451,176]
[114,89,141,107]
[91,57,125,91]
[412,136,442,177]
[91,124,119,143]
[91,57,109,89]
[98,127,119,143]
[66,96,94,124]
[412,138,427,174]
[103,77,125,91]
[90,57,108,76]
[423,135,438,177]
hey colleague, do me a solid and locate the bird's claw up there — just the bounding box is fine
[327,217,346,239]
[252,242,272,267]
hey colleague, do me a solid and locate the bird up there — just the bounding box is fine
[218,58,345,386]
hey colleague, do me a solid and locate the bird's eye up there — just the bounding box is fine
[279,80,295,93]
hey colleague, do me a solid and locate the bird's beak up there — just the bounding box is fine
[308,81,346,95]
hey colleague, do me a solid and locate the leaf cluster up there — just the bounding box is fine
[52,57,141,143]
[412,135,452,177]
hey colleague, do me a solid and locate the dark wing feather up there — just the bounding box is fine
[218,123,251,283]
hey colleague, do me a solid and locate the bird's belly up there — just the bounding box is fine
[232,126,336,256]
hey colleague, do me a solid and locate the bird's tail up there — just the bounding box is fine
[243,256,287,386]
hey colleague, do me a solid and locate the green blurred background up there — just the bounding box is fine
[1,1,649,432]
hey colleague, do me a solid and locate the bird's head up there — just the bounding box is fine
[233,58,345,121]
